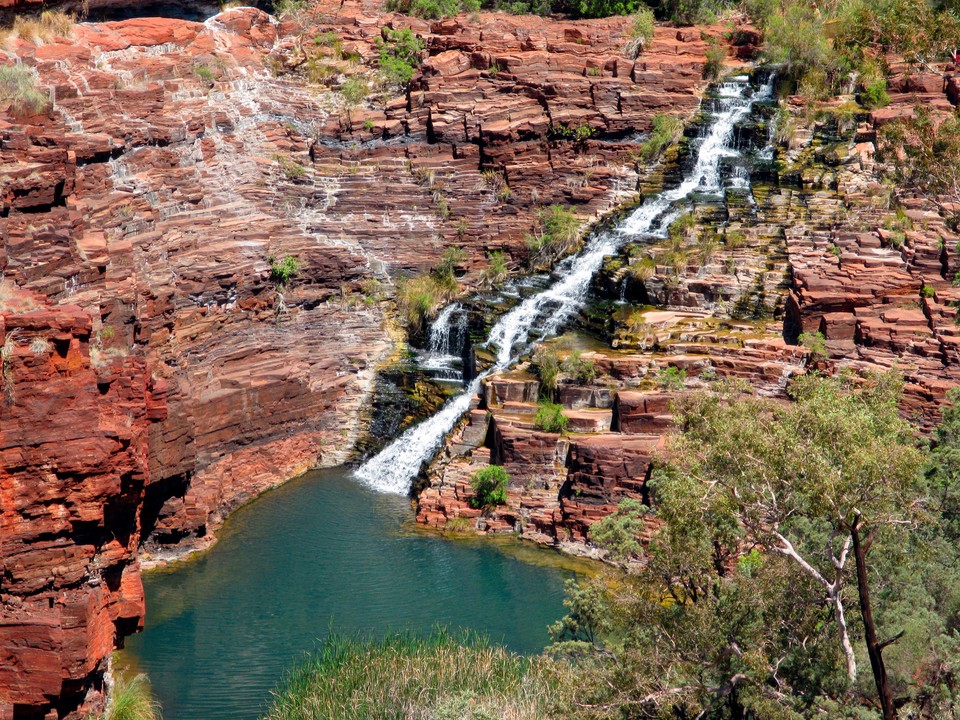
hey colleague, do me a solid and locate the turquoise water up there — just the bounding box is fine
[121,469,574,720]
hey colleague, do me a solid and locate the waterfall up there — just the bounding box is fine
[428,303,461,357]
[355,75,772,495]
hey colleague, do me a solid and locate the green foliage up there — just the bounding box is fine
[387,0,479,18]
[921,284,936,298]
[659,0,726,24]
[0,64,49,115]
[548,579,612,646]
[574,0,641,19]
[480,250,509,289]
[561,350,597,384]
[469,465,510,508]
[623,6,655,59]
[636,113,683,163]
[490,0,552,15]
[879,106,960,216]
[269,255,301,285]
[762,1,836,82]
[532,346,560,396]
[861,78,889,109]
[340,76,368,106]
[544,372,941,717]
[534,400,568,433]
[433,246,465,289]
[273,153,306,180]
[703,44,725,81]
[396,270,455,334]
[193,63,214,82]
[549,123,595,144]
[103,674,161,720]
[525,206,580,269]
[272,0,306,15]
[264,631,569,720]
[799,330,828,362]
[654,365,686,390]
[589,498,647,560]
[376,28,424,88]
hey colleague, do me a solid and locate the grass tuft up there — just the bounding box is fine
[263,630,568,720]
[103,673,161,720]
[0,64,49,115]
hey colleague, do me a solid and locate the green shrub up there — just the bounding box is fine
[703,45,726,81]
[660,0,725,24]
[624,6,655,59]
[533,346,561,396]
[432,246,465,290]
[589,498,647,559]
[534,400,568,433]
[480,250,509,289]
[575,0,642,18]
[444,516,474,533]
[273,153,306,180]
[376,27,424,88]
[272,0,306,15]
[655,365,686,391]
[193,63,214,82]
[525,206,580,269]
[491,0,552,14]
[469,465,510,508]
[386,0,479,17]
[761,1,836,84]
[861,79,889,109]
[628,255,657,281]
[269,254,301,285]
[636,114,683,163]
[104,674,160,720]
[340,76,368,106]
[799,330,828,362]
[263,631,568,720]
[396,274,444,332]
[921,284,936,299]
[725,229,747,249]
[0,64,49,115]
[561,351,597,384]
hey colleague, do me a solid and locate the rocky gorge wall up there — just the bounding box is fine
[418,61,960,555]
[0,2,735,716]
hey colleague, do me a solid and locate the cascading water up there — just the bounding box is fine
[355,74,774,495]
[420,303,469,381]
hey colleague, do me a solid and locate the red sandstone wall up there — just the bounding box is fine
[0,289,157,719]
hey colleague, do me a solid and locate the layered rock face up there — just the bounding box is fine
[1,287,157,719]
[1,3,738,715]
[418,68,960,547]
[782,70,960,425]
[0,2,734,551]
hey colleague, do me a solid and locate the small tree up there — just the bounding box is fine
[469,465,510,508]
[590,498,647,560]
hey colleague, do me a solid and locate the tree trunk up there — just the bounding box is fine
[829,585,859,683]
[851,520,897,720]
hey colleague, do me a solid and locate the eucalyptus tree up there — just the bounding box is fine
[651,372,927,718]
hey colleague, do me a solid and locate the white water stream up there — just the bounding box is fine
[355,75,773,494]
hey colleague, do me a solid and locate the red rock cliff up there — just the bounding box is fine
[1,288,158,719]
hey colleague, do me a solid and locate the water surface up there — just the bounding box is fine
[121,469,573,720]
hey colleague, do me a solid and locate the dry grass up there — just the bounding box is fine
[7,11,76,45]
[0,64,49,115]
